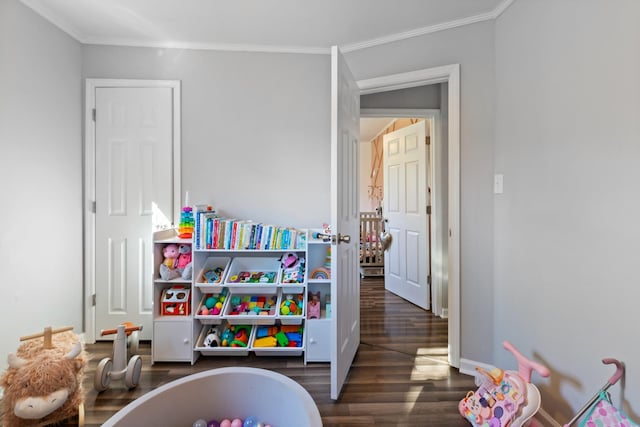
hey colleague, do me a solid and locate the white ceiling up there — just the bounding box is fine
[21,0,511,53]
[20,0,512,141]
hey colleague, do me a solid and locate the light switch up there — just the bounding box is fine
[494,174,504,194]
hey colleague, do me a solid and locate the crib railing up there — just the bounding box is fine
[360,212,385,275]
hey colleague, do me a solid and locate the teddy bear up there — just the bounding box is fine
[159,243,193,280]
[159,244,180,280]
[175,244,193,280]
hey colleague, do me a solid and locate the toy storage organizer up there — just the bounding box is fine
[360,211,385,277]
[192,251,307,357]
[153,227,332,363]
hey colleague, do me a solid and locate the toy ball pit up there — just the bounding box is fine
[102,367,322,427]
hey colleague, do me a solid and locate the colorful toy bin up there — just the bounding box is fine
[101,367,322,427]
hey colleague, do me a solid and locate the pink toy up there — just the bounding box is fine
[563,358,638,427]
[307,291,321,319]
[459,340,550,427]
[176,244,192,269]
[163,244,179,269]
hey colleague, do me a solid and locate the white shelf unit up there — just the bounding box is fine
[191,245,309,360]
[152,229,198,364]
[304,229,332,363]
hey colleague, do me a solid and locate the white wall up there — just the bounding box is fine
[359,140,375,212]
[346,21,496,363]
[0,0,83,369]
[82,46,331,229]
[495,0,640,420]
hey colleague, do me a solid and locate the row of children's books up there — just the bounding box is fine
[193,208,306,251]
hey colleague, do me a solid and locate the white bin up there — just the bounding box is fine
[102,367,322,427]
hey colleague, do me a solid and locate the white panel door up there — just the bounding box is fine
[383,121,430,309]
[330,46,360,400]
[94,87,174,340]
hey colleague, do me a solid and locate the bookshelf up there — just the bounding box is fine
[304,229,332,363]
[151,229,198,364]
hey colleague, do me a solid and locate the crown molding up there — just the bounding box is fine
[80,38,330,55]
[341,11,495,53]
[21,0,517,54]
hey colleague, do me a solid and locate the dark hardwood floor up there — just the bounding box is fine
[72,277,476,426]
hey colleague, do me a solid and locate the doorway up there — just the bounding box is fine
[360,114,437,312]
[357,64,461,367]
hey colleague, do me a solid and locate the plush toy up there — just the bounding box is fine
[203,327,220,347]
[176,244,193,280]
[159,243,180,280]
[1,329,87,427]
[307,291,321,319]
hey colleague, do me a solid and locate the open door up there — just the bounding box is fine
[382,121,430,309]
[330,46,360,400]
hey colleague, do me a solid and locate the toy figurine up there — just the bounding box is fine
[307,291,321,319]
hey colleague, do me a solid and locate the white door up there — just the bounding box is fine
[94,86,175,340]
[383,121,430,309]
[330,46,361,400]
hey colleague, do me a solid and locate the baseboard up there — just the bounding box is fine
[533,407,563,427]
[459,357,495,381]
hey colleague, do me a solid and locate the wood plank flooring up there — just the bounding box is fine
[65,277,476,426]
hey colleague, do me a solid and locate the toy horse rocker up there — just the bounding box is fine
[1,326,87,427]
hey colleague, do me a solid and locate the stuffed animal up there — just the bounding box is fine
[203,327,220,347]
[176,244,193,280]
[307,291,321,319]
[159,244,180,280]
[1,330,87,427]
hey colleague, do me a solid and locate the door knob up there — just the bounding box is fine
[338,234,351,244]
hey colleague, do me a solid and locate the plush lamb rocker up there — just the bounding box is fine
[1,327,88,427]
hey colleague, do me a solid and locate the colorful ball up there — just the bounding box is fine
[220,420,232,427]
[193,419,207,427]
[243,416,260,427]
[205,296,217,309]
[207,421,220,427]
[230,419,243,427]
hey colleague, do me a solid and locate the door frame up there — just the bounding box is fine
[358,64,460,367]
[361,109,440,313]
[83,79,182,343]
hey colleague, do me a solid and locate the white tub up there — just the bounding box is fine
[102,367,322,427]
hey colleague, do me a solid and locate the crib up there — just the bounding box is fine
[360,211,385,277]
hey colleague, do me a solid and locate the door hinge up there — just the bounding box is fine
[426,205,431,215]
[92,108,96,121]
[425,136,430,145]
[91,200,96,213]
[92,294,96,306]
[427,275,431,285]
